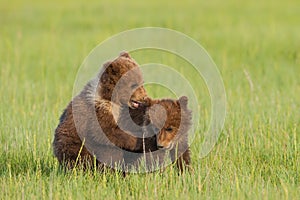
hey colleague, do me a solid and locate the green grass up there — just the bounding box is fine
[1,0,299,199]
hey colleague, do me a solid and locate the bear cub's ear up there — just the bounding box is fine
[119,51,131,59]
[178,96,189,109]
[103,61,112,68]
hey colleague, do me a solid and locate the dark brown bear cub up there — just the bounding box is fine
[53,52,149,170]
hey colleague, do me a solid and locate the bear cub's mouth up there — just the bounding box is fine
[130,100,142,109]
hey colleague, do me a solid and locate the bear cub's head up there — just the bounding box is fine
[148,96,192,150]
[98,52,149,109]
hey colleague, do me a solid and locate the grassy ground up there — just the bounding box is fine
[1,0,299,199]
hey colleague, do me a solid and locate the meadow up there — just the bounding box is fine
[1,0,299,199]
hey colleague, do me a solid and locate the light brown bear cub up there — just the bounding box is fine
[148,96,192,172]
[129,96,192,173]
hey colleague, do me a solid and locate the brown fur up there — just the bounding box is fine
[151,96,192,173]
[53,52,149,170]
[131,96,192,173]
[53,52,192,173]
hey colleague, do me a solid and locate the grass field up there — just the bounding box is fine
[1,0,299,199]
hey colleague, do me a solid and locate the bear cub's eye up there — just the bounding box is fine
[165,127,173,132]
[131,83,139,89]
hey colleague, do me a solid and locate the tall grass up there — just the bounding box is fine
[1,0,299,199]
